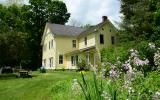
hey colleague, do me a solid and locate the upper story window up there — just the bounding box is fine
[49,41,50,49]
[59,55,63,64]
[100,34,104,44]
[49,40,53,49]
[84,37,87,45]
[51,40,53,48]
[72,40,76,48]
[111,36,115,45]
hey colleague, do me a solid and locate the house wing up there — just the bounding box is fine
[78,18,117,37]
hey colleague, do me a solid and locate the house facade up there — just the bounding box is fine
[41,16,117,69]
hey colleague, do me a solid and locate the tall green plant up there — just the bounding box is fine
[78,72,117,100]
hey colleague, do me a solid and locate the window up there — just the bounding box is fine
[59,55,63,64]
[43,59,46,67]
[49,41,50,49]
[111,36,115,45]
[71,56,74,66]
[72,40,76,48]
[49,57,53,67]
[51,40,53,48]
[76,55,78,64]
[71,55,78,66]
[84,37,87,45]
[100,34,104,44]
[110,29,112,32]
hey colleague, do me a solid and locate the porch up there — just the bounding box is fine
[65,46,99,69]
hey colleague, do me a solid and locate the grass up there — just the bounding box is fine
[0,71,86,100]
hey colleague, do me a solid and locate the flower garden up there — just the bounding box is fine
[0,42,160,100]
[72,41,160,100]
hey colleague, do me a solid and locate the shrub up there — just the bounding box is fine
[1,66,13,74]
[101,46,129,65]
[77,59,90,71]
[39,66,46,73]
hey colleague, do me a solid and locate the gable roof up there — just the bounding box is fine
[41,18,117,45]
[47,23,85,37]
[78,18,117,37]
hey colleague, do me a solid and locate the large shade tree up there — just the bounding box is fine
[25,0,70,70]
[119,0,160,42]
[0,0,70,69]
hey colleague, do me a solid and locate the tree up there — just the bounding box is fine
[81,24,92,29]
[0,31,29,68]
[119,0,160,42]
[0,0,70,70]
[24,0,70,70]
[69,19,82,27]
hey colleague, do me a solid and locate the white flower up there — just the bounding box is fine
[130,49,134,52]
[72,79,81,94]
[148,43,155,49]
[101,91,111,99]
[155,92,160,96]
[133,57,149,66]
[153,91,160,99]
[154,50,160,70]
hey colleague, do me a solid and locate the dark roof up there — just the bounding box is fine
[78,20,107,37]
[46,18,116,37]
[47,23,85,36]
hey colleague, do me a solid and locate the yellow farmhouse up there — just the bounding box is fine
[41,16,117,69]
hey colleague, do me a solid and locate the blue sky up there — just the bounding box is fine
[0,0,121,26]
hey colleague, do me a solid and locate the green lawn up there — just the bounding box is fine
[0,71,85,100]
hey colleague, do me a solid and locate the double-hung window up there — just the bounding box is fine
[71,55,78,66]
[51,40,53,48]
[49,41,50,49]
[72,40,76,48]
[100,34,104,44]
[111,36,115,45]
[59,55,63,64]
[84,37,87,45]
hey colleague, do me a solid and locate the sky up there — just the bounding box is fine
[0,0,121,26]
[63,0,121,26]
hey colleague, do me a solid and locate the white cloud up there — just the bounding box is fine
[63,0,121,26]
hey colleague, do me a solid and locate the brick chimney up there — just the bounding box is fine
[102,16,107,22]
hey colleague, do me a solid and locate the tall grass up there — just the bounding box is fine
[78,72,117,100]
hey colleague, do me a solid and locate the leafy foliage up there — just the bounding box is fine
[77,59,90,71]
[39,67,46,73]
[0,0,70,69]
[119,0,160,42]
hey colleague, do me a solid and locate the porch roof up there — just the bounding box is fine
[65,46,95,55]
